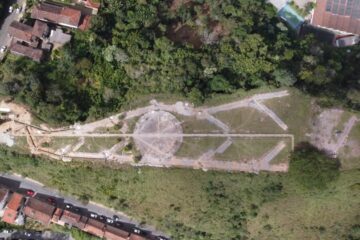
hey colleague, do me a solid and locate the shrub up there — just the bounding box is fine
[289,142,340,190]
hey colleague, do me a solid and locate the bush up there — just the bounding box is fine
[289,142,340,190]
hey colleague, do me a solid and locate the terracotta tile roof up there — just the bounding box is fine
[129,234,147,240]
[31,3,82,28]
[104,224,130,240]
[60,209,88,229]
[79,15,92,31]
[8,21,38,46]
[2,193,24,224]
[84,218,105,238]
[23,198,56,225]
[312,0,360,34]
[10,42,44,62]
[32,20,50,38]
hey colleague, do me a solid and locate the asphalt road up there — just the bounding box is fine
[0,0,26,60]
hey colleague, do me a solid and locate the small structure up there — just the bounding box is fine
[2,193,25,225]
[335,34,360,47]
[23,197,56,226]
[49,29,72,45]
[10,42,44,62]
[31,3,82,29]
[51,207,63,223]
[8,21,39,48]
[104,224,130,240]
[129,234,148,240]
[84,217,106,238]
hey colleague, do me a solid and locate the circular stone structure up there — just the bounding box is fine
[133,111,183,160]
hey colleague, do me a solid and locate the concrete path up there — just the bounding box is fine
[250,100,288,131]
[333,116,358,154]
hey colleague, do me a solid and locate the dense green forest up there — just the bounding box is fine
[0,0,359,123]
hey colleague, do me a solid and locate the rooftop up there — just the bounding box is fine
[84,218,105,238]
[104,224,130,240]
[31,3,82,28]
[23,198,56,225]
[10,42,44,62]
[8,21,38,46]
[312,0,360,34]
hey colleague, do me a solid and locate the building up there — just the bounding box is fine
[129,234,148,240]
[104,224,130,240]
[10,42,44,62]
[2,193,24,225]
[84,217,105,238]
[23,197,56,226]
[8,21,39,47]
[49,29,72,45]
[51,207,63,224]
[31,3,82,28]
[311,0,360,35]
[32,20,50,38]
[59,208,88,230]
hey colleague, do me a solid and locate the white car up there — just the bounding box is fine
[0,46,7,53]
[9,6,13,13]
[16,6,22,14]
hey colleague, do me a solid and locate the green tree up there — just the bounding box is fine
[289,142,340,190]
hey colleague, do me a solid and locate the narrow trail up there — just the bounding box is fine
[333,116,358,154]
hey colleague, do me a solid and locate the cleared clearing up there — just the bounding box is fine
[175,137,224,158]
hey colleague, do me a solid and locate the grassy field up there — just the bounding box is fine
[213,107,282,134]
[339,122,360,170]
[77,137,120,153]
[263,89,313,142]
[175,115,220,133]
[215,138,281,162]
[42,137,79,150]
[175,137,224,158]
[0,148,358,240]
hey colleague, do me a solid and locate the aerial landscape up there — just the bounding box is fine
[0,0,359,239]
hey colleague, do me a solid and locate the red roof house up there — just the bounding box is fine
[104,224,130,240]
[10,42,44,62]
[23,198,56,226]
[8,21,39,47]
[84,218,105,238]
[2,193,24,225]
[31,3,82,28]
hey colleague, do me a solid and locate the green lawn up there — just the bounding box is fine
[0,148,358,240]
[215,138,281,162]
[339,122,360,170]
[175,137,224,158]
[43,137,79,150]
[77,137,120,152]
[176,115,220,133]
[214,108,282,134]
[263,89,313,142]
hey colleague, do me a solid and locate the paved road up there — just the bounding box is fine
[0,0,26,60]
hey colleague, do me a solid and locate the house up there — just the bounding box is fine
[59,208,88,230]
[32,20,50,38]
[104,224,130,240]
[23,197,56,226]
[10,42,44,62]
[84,217,105,238]
[2,193,25,225]
[31,3,82,28]
[311,0,360,35]
[49,29,72,45]
[8,21,39,48]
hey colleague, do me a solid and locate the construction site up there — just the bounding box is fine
[0,90,358,173]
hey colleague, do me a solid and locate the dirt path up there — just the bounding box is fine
[333,116,358,154]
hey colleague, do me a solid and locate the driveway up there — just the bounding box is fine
[0,0,26,60]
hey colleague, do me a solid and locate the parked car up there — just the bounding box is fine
[25,189,35,197]
[0,46,7,53]
[15,7,22,14]
[8,6,13,13]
